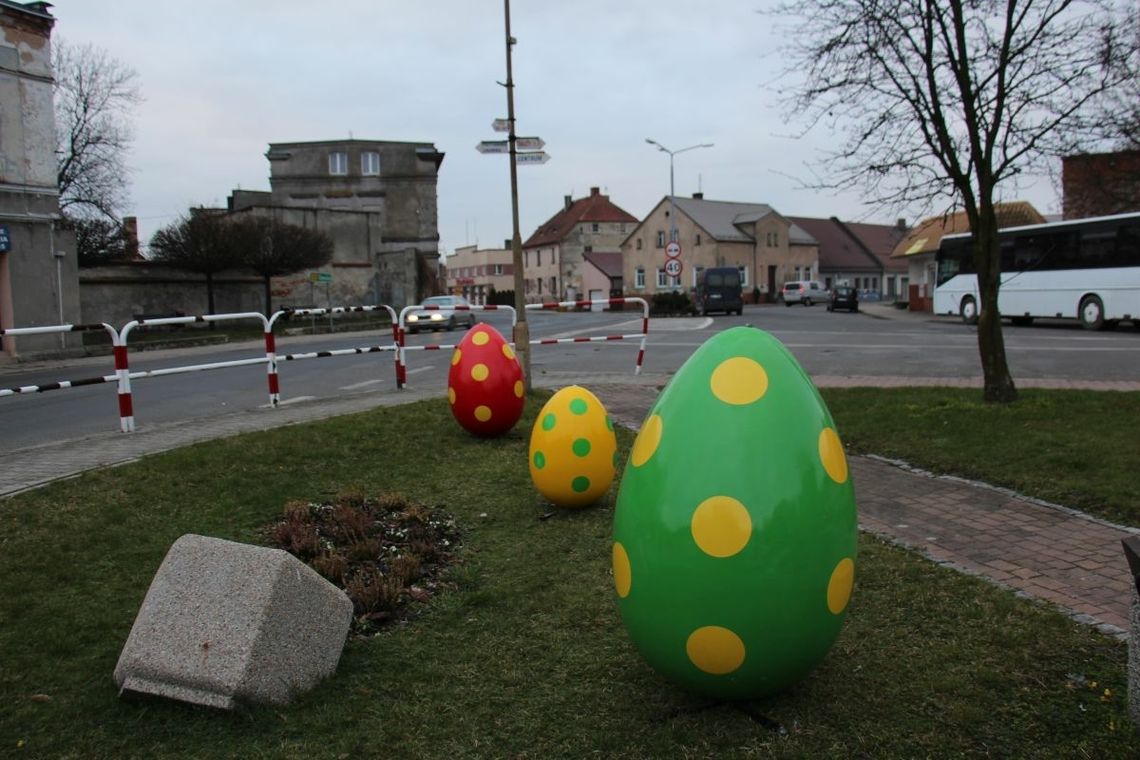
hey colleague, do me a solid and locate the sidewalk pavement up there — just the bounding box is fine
[3,373,1138,640]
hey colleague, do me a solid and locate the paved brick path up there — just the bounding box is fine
[2,373,1135,639]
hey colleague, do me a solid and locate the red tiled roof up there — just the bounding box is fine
[840,220,909,273]
[786,216,882,272]
[891,202,1045,258]
[523,188,638,248]
[583,251,623,278]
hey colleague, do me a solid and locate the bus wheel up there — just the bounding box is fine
[1079,295,1105,330]
[959,296,978,325]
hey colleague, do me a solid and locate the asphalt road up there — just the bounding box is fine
[2,304,1137,451]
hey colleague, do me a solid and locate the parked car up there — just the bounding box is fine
[827,285,859,312]
[696,267,744,316]
[782,280,827,306]
[405,295,477,333]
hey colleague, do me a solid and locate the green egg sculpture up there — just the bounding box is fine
[612,326,857,699]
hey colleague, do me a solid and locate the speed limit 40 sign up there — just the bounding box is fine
[664,258,683,277]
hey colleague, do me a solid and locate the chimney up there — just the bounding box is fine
[590,186,600,196]
[692,192,704,200]
[564,195,573,210]
[122,216,140,259]
[504,239,511,249]
[896,218,907,230]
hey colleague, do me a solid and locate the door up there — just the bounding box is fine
[589,289,604,311]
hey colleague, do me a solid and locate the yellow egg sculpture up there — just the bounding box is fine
[529,386,618,508]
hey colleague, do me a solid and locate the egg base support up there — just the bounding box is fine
[651,699,788,735]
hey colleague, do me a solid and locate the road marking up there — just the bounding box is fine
[261,395,317,408]
[408,365,435,375]
[340,379,384,391]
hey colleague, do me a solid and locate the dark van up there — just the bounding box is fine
[696,267,744,316]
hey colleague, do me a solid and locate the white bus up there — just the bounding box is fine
[933,212,1140,330]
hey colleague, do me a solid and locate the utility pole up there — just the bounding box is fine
[503,0,531,388]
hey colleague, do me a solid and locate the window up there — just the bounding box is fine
[657,268,668,287]
[738,266,749,287]
[635,267,646,289]
[696,234,702,246]
[525,251,529,267]
[620,223,627,233]
[493,264,504,275]
[591,223,600,233]
[671,228,679,242]
[584,245,593,253]
[537,278,543,294]
[537,251,542,266]
[361,151,380,175]
[656,231,665,248]
[549,276,557,294]
[636,239,643,250]
[329,151,348,175]
[693,266,705,288]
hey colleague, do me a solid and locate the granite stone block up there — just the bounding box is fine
[113,534,353,709]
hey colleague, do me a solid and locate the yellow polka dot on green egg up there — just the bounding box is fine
[631,414,663,467]
[502,343,515,360]
[471,363,489,382]
[472,330,489,346]
[613,542,632,598]
[474,405,492,422]
[818,427,848,484]
[827,557,855,614]
[709,356,768,405]
[686,626,745,675]
[690,496,752,558]
[451,349,462,366]
[447,387,456,405]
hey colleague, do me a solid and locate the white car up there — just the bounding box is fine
[782,280,827,306]
[405,295,477,334]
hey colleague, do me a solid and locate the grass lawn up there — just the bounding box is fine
[821,387,1140,526]
[1,393,1137,758]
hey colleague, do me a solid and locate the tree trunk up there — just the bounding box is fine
[263,276,273,318]
[205,271,216,330]
[973,207,1018,403]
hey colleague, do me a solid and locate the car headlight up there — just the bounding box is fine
[407,314,419,323]
[430,313,444,321]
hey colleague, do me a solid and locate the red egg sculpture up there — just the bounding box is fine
[447,323,525,436]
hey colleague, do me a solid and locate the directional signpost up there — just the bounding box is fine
[515,136,544,150]
[492,118,510,133]
[514,151,550,165]
[477,140,510,154]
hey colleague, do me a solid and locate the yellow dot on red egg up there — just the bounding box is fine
[630,413,663,467]
[502,343,515,360]
[472,330,490,346]
[709,356,768,405]
[690,496,752,558]
[447,387,456,405]
[686,626,745,675]
[514,380,524,398]
[827,557,855,614]
[471,363,489,382]
[474,405,492,422]
[819,427,848,484]
[613,542,631,598]
[451,349,462,366]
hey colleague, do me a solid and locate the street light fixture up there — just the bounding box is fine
[645,139,713,290]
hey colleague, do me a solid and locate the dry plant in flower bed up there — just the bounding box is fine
[264,489,461,636]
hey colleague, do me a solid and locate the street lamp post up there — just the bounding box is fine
[645,139,712,290]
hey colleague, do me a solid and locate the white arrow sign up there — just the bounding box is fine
[515,136,545,150]
[515,151,550,165]
[477,141,510,154]
[492,118,511,132]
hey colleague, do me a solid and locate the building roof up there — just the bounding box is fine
[583,251,623,279]
[670,197,816,245]
[839,219,909,273]
[891,202,1045,258]
[523,187,638,249]
[786,216,884,273]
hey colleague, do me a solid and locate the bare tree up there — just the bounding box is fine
[238,217,334,315]
[149,211,241,316]
[53,39,142,221]
[72,217,131,267]
[774,0,1137,402]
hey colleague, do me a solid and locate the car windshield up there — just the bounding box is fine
[783,283,801,290]
[835,287,852,295]
[423,297,456,307]
[707,271,739,287]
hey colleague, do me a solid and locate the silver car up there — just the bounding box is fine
[405,295,477,333]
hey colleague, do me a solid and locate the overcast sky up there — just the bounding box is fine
[48,0,1061,256]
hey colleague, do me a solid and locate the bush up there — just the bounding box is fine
[650,291,696,316]
[487,287,515,306]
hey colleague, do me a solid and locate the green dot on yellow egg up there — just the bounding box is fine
[542,413,556,431]
[572,438,591,457]
[571,476,590,493]
[533,451,546,470]
[686,626,746,675]
[709,356,768,405]
[570,398,588,415]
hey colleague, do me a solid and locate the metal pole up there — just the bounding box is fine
[504,0,531,388]
[646,139,714,293]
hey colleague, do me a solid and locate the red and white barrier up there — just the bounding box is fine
[524,297,649,375]
[267,305,398,406]
[396,304,518,389]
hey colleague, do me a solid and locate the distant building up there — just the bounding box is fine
[786,216,909,300]
[228,139,446,309]
[445,242,514,304]
[1062,150,1140,219]
[522,187,637,303]
[0,1,79,359]
[890,202,1044,311]
[621,194,819,302]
